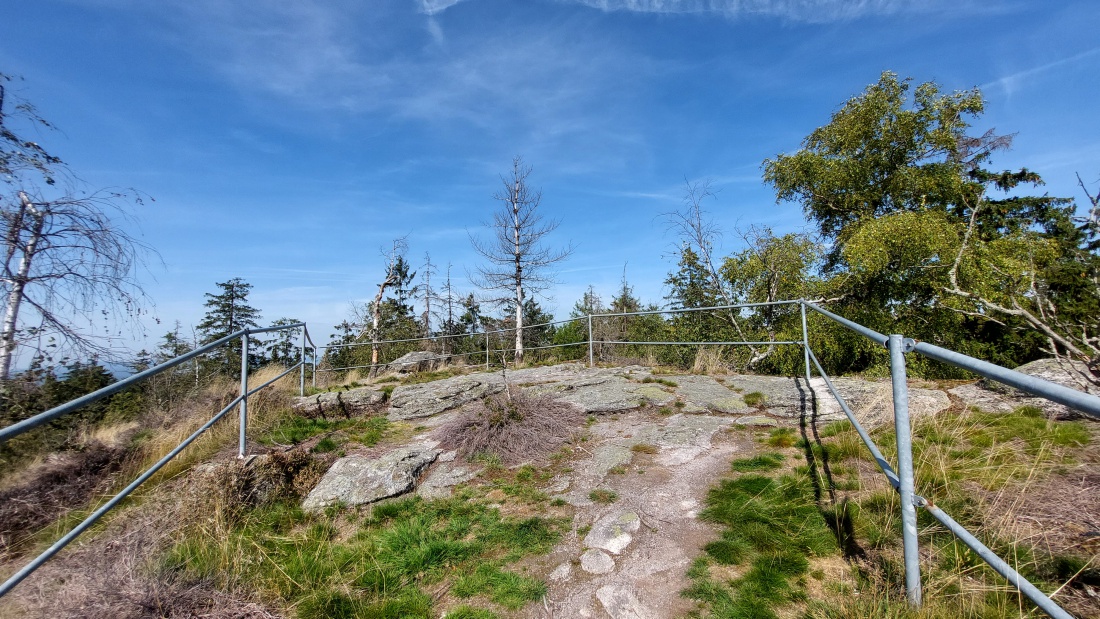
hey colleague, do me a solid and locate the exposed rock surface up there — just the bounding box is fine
[302,446,440,510]
[666,374,747,413]
[292,386,386,416]
[580,550,615,575]
[291,360,1094,617]
[585,511,641,555]
[384,351,453,374]
[416,451,477,500]
[387,376,503,421]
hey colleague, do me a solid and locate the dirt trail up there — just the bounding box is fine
[519,409,756,618]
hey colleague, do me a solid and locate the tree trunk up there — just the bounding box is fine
[512,181,524,364]
[0,194,45,380]
[370,285,385,377]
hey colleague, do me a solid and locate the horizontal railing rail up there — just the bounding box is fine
[3,299,1094,616]
[804,299,1088,617]
[0,321,311,599]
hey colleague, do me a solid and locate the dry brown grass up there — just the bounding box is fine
[692,346,726,374]
[437,388,583,465]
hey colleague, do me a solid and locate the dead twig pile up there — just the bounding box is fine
[438,388,582,465]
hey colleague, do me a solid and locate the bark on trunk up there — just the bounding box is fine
[512,182,524,364]
[0,194,45,380]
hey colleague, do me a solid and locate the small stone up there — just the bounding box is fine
[580,549,615,574]
[549,562,573,582]
[585,511,641,555]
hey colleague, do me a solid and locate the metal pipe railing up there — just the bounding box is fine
[0,323,305,445]
[803,300,1080,616]
[0,322,308,599]
[913,341,1100,420]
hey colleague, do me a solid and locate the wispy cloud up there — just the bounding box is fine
[418,0,467,15]
[563,0,982,22]
[981,47,1100,97]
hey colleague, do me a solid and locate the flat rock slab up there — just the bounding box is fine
[596,584,655,619]
[384,351,452,374]
[666,375,747,413]
[721,374,950,425]
[624,414,734,466]
[387,376,503,421]
[302,446,440,510]
[416,459,477,500]
[292,387,385,416]
[967,358,1099,418]
[540,376,665,414]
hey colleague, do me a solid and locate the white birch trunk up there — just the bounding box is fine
[0,194,45,380]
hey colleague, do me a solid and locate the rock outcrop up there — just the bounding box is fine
[302,445,440,510]
[384,351,453,374]
[292,386,386,417]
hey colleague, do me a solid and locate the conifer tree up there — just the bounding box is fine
[196,278,261,375]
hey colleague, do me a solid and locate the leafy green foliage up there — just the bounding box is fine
[759,71,1089,375]
[0,360,141,467]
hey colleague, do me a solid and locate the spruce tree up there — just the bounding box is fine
[196,278,261,376]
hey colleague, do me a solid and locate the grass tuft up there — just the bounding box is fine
[162,494,559,617]
[438,390,583,466]
[730,452,784,473]
[588,489,619,504]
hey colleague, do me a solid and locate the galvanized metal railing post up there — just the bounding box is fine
[588,314,594,368]
[800,301,810,384]
[238,332,249,459]
[889,334,922,607]
[299,328,306,397]
[485,332,490,370]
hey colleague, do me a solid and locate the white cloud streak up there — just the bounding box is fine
[420,0,981,22]
[982,46,1100,97]
[418,0,467,14]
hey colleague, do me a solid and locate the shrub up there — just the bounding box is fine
[438,388,583,466]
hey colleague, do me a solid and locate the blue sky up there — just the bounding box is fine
[2,0,1098,352]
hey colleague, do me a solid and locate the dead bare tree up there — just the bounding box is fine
[362,238,408,376]
[418,251,438,342]
[470,156,572,364]
[1,75,152,380]
[665,179,767,368]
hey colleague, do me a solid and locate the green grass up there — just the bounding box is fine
[801,405,1095,617]
[588,489,619,504]
[686,470,838,618]
[641,376,679,388]
[261,415,390,448]
[160,493,559,618]
[743,391,767,407]
[730,452,784,472]
[765,427,796,448]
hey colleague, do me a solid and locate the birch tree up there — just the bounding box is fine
[364,238,410,375]
[470,156,572,363]
[1,75,150,379]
